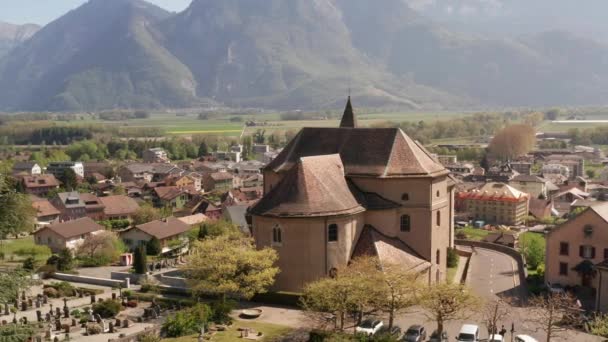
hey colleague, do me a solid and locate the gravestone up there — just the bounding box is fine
[55,320,61,331]
[21,291,26,301]
[90,295,96,304]
[42,295,48,305]
[45,328,51,339]
[63,298,68,309]
[36,310,42,322]
[22,316,27,324]
[45,313,50,322]
[64,325,70,333]
[122,319,130,328]
[4,303,8,315]
[48,304,53,316]
[71,319,76,327]
[35,300,40,309]
[21,301,27,311]
[53,336,58,342]
[78,290,83,298]
[55,308,61,317]
[109,322,114,333]
[111,293,116,300]
[36,335,42,342]
[1,320,6,325]
[63,306,69,318]
[28,298,33,308]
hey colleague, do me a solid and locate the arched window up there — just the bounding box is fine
[328,224,338,242]
[436,210,441,226]
[436,249,440,265]
[272,225,282,245]
[400,215,411,232]
[401,193,409,201]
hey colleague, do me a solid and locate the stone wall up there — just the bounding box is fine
[52,273,127,288]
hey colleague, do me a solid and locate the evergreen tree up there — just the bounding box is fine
[59,168,78,191]
[198,141,209,158]
[198,224,209,240]
[133,246,147,274]
[146,237,162,256]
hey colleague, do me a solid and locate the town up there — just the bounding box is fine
[0,99,606,342]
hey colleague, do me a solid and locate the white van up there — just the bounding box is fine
[515,335,538,342]
[456,324,479,342]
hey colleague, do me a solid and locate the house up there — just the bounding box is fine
[31,197,60,229]
[484,163,519,182]
[509,175,549,199]
[117,163,183,183]
[83,161,112,179]
[34,217,104,252]
[143,148,170,164]
[249,97,454,292]
[544,155,585,179]
[528,198,554,220]
[47,161,84,178]
[153,186,189,210]
[21,174,60,196]
[457,183,530,225]
[165,174,202,192]
[242,174,263,188]
[212,151,241,163]
[98,195,140,221]
[12,162,41,175]
[120,217,191,255]
[511,162,532,176]
[252,144,270,155]
[80,193,105,220]
[177,195,222,220]
[446,163,475,176]
[437,155,458,166]
[545,202,608,308]
[202,172,234,192]
[51,192,87,221]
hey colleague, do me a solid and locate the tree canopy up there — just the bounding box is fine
[488,124,536,161]
[0,173,35,239]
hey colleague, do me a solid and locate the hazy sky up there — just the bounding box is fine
[0,0,192,25]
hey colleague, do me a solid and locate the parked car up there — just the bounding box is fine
[429,330,448,341]
[488,334,504,342]
[546,281,565,294]
[355,319,383,336]
[376,325,402,338]
[402,325,426,342]
[456,324,479,342]
[515,335,539,342]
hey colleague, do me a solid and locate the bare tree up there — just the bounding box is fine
[528,294,583,342]
[420,283,482,335]
[483,299,511,336]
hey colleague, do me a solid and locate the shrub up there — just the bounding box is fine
[46,249,74,271]
[37,264,57,278]
[14,245,51,257]
[51,281,77,297]
[455,230,467,240]
[210,300,235,324]
[43,287,59,298]
[139,277,160,294]
[133,246,147,274]
[162,304,211,337]
[92,300,122,318]
[122,290,133,298]
[447,247,459,268]
[146,237,161,256]
[86,323,103,335]
[138,333,161,342]
[70,309,81,318]
[78,255,112,267]
[126,301,138,308]
[22,257,36,270]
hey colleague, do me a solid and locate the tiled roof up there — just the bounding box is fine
[56,192,85,208]
[36,217,103,239]
[529,199,552,219]
[99,195,140,216]
[210,172,233,181]
[22,174,59,188]
[352,225,431,273]
[266,127,447,178]
[458,182,529,202]
[133,217,191,240]
[177,214,209,226]
[251,154,365,217]
[13,161,38,170]
[511,175,546,183]
[154,186,185,201]
[32,199,60,218]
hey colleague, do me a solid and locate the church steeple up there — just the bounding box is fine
[339,96,357,128]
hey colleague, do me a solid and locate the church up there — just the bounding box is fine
[249,98,455,292]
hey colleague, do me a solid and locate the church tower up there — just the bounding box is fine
[339,96,357,128]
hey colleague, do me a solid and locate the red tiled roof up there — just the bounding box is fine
[98,195,140,216]
[32,199,60,218]
[22,174,59,188]
[154,186,185,201]
[251,154,365,217]
[133,217,191,240]
[35,217,103,239]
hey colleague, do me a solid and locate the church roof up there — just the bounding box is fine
[339,96,357,128]
[266,127,447,178]
[250,154,365,217]
[352,225,431,273]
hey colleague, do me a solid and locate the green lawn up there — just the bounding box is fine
[162,321,293,342]
[0,236,51,263]
[456,227,492,241]
[447,266,458,284]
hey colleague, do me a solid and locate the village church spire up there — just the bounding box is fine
[339,96,357,128]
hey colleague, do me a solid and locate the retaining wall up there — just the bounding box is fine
[111,272,145,285]
[52,273,127,288]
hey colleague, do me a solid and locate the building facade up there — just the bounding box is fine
[47,161,85,178]
[457,182,529,225]
[250,98,455,292]
[143,148,170,163]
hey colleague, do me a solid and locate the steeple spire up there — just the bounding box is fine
[339,96,357,128]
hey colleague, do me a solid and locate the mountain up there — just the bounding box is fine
[1,0,608,111]
[0,21,39,58]
[0,0,199,111]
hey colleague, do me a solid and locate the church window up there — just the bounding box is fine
[401,193,409,201]
[272,225,282,245]
[328,224,338,242]
[400,215,411,232]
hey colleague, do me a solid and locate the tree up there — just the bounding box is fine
[519,233,545,270]
[76,231,123,265]
[528,294,583,342]
[483,299,511,336]
[370,261,420,329]
[0,270,32,305]
[132,204,162,225]
[488,124,536,161]
[59,168,78,191]
[133,246,147,274]
[586,169,596,179]
[146,237,162,256]
[112,185,126,196]
[300,275,359,331]
[134,110,150,119]
[198,141,209,157]
[420,283,481,335]
[545,108,561,121]
[181,235,279,302]
[198,224,209,240]
[253,129,266,144]
[0,173,35,241]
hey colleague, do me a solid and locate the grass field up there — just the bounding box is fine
[456,227,493,241]
[0,236,51,263]
[162,320,293,342]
